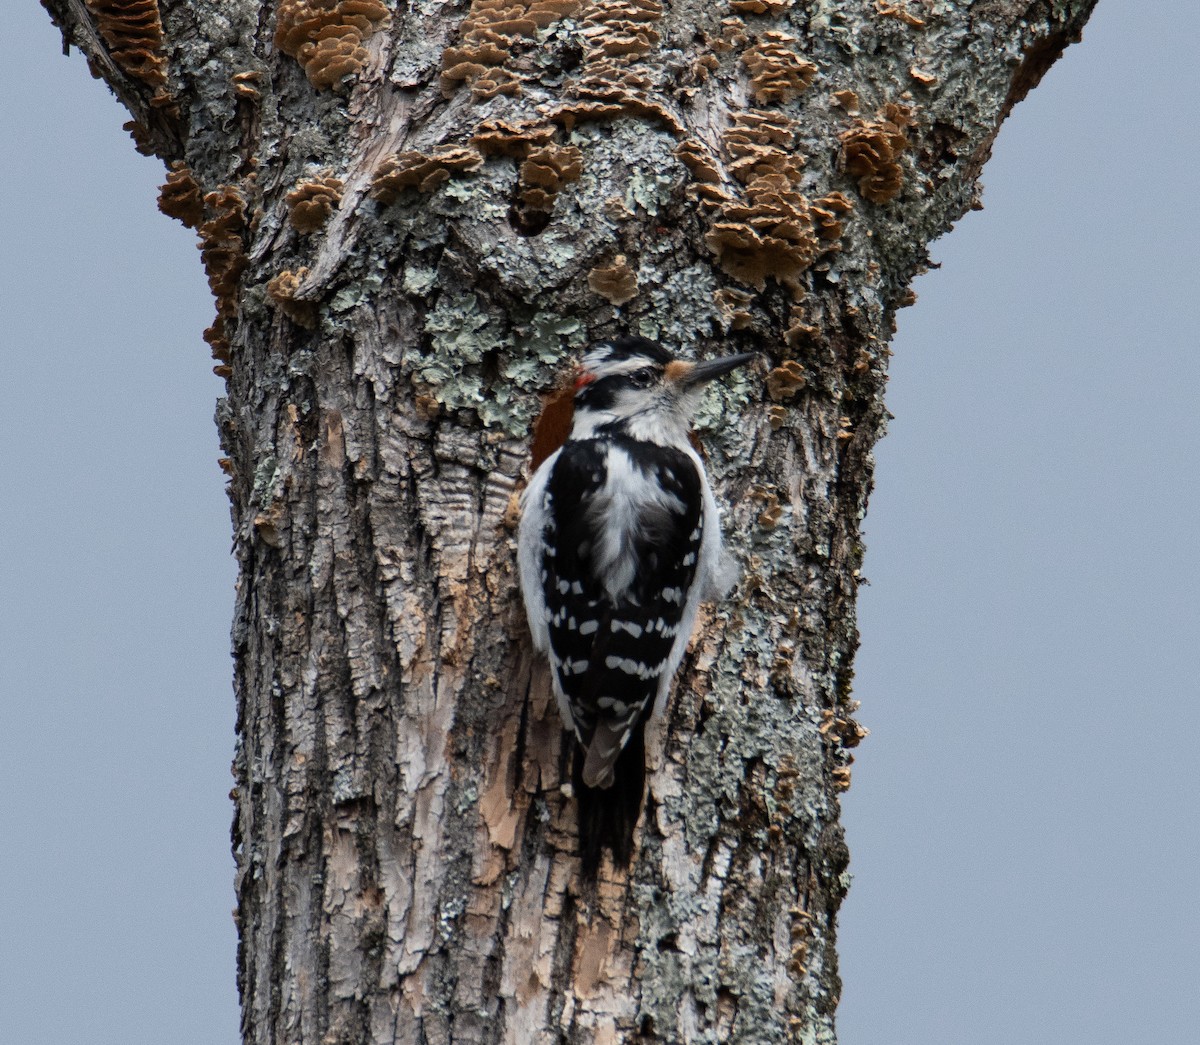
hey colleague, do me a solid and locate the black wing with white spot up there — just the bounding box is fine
[541,437,703,787]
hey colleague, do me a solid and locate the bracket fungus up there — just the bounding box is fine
[517,144,583,214]
[713,287,757,331]
[875,0,926,29]
[545,94,684,137]
[267,268,318,327]
[85,0,168,90]
[700,110,822,292]
[690,183,734,212]
[196,184,250,378]
[674,139,722,184]
[285,174,344,233]
[810,190,854,244]
[440,0,582,98]
[232,69,264,101]
[727,108,799,149]
[713,16,750,54]
[758,494,784,530]
[370,148,485,201]
[199,186,249,321]
[471,119,558,158]
[551,58,681,134]
[839,104,914,204]
[766,359,807,401]
[724,110,804,187]
[579,0,664,61]
[587,255,639,306]
[741,30,817,105]
[832,88,861,114]
[784,309,820,349]
[705,186,819,292]
[820,706,870,749]
[274,0,391,90]
[542,0,683,134]
[157,162,204,228]
[730,0,793,13]
[205,319,232,372]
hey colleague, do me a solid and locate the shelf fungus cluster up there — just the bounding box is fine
[85,0,168,91]
[274,0,391,90]
[810,190,853,243]
[703,174,819,292]
[470,118,558,158]
[285,173,344,233]
[267,268,317,327]
[766,359,807,401]
[369,148,484,201]
[587,255,639,305]
[517,144,583,218]
[440,0,582,100]
[730,0,794,13]
[198,185,250,376]
[678,17,845,297]
[157,162,204,229]
[741,30,817,105]
[687,109,825,293]
[469,119,584,228]
[546,0,682,134]
[820,705,868,793]
[580,0,663,59]
[839,103,914,204]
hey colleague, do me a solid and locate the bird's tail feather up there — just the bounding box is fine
[574,720,646,878]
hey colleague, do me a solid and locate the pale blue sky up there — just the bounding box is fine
[2,4,1197,1044]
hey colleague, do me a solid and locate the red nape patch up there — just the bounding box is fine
[529,379,577,472]
[573,370,597,391]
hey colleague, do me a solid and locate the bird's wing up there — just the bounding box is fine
[544,440,704,785]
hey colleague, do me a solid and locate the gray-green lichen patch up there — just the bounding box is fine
[513,313,583,364]
[252,454,281,511]
[693,364,760,446]
[441,178,507,220]
[402,265,438,297]
[413,295,577,433]
[643,261,722,346]
[328,268,385,314]
[419,292,507,400]
[482,227,581,287]
[625,165,679,218]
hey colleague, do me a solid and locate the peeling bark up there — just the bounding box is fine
[40,0,1097,1041]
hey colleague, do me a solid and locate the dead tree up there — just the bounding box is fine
[41,1,1096,1041]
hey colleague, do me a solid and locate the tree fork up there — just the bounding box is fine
[40,1,1097,1041]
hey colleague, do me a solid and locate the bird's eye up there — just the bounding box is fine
[629,369,655,388]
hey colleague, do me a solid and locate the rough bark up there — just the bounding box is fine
[41,0,1096,1041]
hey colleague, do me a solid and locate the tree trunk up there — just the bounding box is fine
[41,0,1096,1041]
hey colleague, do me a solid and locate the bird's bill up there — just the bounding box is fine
[666,352,759,388]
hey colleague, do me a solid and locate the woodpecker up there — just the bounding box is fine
[518,335,754,872]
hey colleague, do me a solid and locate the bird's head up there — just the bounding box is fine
[570,336,756,444]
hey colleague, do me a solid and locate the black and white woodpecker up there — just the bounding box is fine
[518,335,755,872]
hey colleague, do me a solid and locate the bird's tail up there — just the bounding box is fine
[574,719,647,878]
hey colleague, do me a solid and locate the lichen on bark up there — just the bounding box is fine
[39,0,1098,1041]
